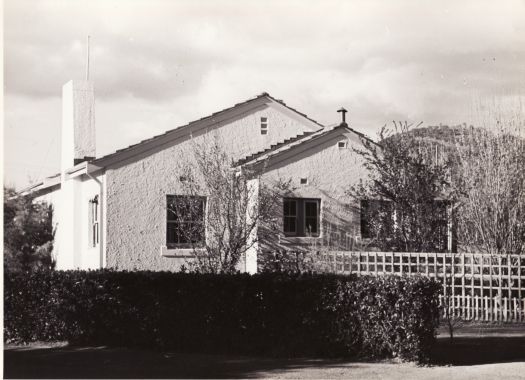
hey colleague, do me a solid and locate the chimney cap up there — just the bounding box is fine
[337,107,348,124]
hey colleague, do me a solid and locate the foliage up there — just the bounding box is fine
[4,187,55,272]
[173,136,288,273]
[348,122,454,252]
[4,270,440,363]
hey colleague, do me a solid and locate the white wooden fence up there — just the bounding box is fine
[318,251,525,322]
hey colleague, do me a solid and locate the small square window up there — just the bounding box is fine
[338,141,347,149]
[300,178,308,185]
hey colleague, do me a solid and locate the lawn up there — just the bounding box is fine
[4,324,525,379]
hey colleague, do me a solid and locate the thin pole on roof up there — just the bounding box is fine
[86,35,90,81]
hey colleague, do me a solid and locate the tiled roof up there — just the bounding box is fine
[235,124,341,167]
[93,92,324,165]
[234,130,317,166]
[235,123,378,167]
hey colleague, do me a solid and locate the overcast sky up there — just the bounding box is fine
[4,0,525,189]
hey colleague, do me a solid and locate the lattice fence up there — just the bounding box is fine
[318,251,525,322]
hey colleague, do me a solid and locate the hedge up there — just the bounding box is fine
[4,270,440,362]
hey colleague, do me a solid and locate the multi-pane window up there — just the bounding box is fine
[88,195,99,247]
[283,198,320,237]
[283,199,297,234]
[304,201,319,235]
[260,117,268,135]
[167,195,206,247]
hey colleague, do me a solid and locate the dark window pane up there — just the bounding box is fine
[305,201,317,217]
[305,217,317,234]
[360,200,370,238]
[283,199,296,216]
[166,195,206,246]
[284,216,296,233]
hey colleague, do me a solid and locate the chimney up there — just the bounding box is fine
[61,80,96,172]
[337,107,348,126]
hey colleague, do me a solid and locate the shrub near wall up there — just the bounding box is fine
[4,270,440,362]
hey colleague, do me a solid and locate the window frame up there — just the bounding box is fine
[283,197,321,237]
[304,199,320,236]
[283,198,298,235]
[166,195,207,249]
[88,196,99,248]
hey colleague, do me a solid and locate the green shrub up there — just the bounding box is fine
[4,270,440,362]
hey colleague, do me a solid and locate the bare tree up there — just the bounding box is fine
[170,136,288,273]
[453,125,525,257]
[451,111,525,325]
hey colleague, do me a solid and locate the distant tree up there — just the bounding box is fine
[4,187,55,272]
[348,122,455,252]
[171,137,289,273]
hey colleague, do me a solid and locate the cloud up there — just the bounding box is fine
[4,0,525,188]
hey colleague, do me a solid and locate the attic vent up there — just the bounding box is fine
[260,117,268,135]
[300,177,308,185]
[338,141,347,149]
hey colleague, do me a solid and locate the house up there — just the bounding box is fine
[21,78,375,273]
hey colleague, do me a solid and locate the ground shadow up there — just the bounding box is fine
[5,325,525,378]
[431,325,525,366]
[431,336,525,366]
[4,346,357,379]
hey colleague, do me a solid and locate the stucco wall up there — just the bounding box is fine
[34,172,104,270]
[259,129,370,256]
[105,104,317,271]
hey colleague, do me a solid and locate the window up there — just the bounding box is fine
[167,195,206,247]
[338,140,347,149]
[283,198,320,237]
[260,117,268,135]
[283,199,297,234]
[88,196,99,247]
[304,201,319,234]
[300,177,308,185]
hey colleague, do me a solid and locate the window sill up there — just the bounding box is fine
[160,246,204,258]
[282,236,321,243]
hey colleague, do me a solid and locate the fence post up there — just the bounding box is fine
[474,295,479,321]
[434,252,438,280]
[508,255,512,305]
[471,254,475,298]
[462,253,466,318]
[481,255,485,299]
[466,295,470,320]
[484,296,488,321]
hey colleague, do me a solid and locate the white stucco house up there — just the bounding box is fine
[21,78,375,273]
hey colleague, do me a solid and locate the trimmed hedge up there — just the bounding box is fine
[4,270,440,362]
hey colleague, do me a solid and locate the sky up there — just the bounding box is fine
[4,0,525,190]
